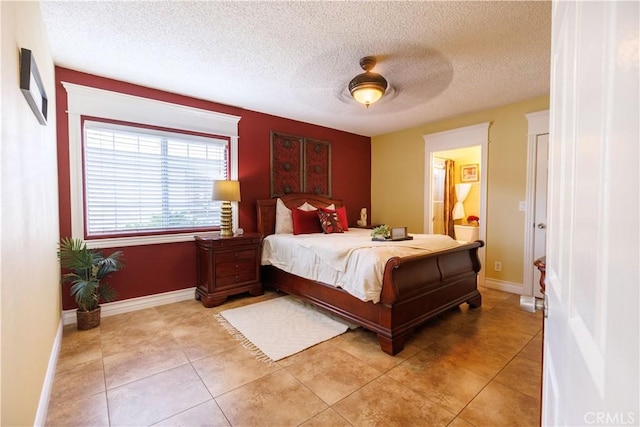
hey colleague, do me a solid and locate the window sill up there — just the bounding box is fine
[84,232,216,249]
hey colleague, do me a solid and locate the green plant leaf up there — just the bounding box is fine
[371,224,390,239]
[99,283,118,303]
[69,279,99,311]
[95,252,124,279]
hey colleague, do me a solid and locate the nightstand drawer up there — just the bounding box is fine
[216,271,257,287]
[215,249,256,264]
[216,260,255,277]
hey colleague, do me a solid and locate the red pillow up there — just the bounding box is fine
[317,210,344,234]
[320,206,349,231]
[292,208,323,235]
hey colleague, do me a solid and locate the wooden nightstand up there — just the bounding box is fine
[194,233,263,307]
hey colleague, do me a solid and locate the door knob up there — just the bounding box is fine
[537,223,546,229]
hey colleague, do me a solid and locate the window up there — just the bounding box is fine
[84,121,229,236]
[62,82,240,248]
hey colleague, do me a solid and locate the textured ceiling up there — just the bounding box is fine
[40,1,551,137]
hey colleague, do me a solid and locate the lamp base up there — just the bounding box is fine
[220,201,234,237]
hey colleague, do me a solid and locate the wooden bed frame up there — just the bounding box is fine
[256,193,484,355]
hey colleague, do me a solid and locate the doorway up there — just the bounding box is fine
[431,148,482,238]
[423,122,490,286]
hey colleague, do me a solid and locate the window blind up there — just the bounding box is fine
[83,121,228,236]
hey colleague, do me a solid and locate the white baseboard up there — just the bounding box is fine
[483,278,524,295]
[62,287,197,325]
[34,319,62,427]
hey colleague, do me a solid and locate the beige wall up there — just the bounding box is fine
[1,2,61,425]
[372,96,549,285]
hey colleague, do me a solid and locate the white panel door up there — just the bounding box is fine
[544,1,639,425]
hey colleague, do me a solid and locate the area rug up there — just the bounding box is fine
[217,296,353,362]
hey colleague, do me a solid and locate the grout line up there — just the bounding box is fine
[99,327,112,427]
[187,352,235,426]
[453,332,543,420]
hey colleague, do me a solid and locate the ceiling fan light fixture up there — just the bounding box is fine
[348,56,388,108]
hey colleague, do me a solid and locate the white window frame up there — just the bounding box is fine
[83,120,230,237]
[63,82,241,248]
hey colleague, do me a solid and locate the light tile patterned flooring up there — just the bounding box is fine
[46,286,543,426]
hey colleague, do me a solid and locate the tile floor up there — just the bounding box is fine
[46,286,543,426]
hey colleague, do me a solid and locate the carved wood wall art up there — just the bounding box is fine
[270,132,303,196]
[304,138,331,196]
[270,132,332,197]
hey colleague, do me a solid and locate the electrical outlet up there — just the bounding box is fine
[519,201,526,211]
[494,261,502,272]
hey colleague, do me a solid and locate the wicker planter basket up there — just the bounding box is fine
[76,306,101,330]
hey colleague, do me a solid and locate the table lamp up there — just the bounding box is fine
[211,179,240,237]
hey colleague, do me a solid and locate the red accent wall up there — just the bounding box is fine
[56,67,371,309]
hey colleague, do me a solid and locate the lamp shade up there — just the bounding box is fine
[349,56,388,108]
[350,78,387,106]
[211,180,241,202]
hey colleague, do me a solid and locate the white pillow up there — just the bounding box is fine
[275,198,293,234]
[298,202,335,211]
[274,199,336,234]
[298,202,316,211]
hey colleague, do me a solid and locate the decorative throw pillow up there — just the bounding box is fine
[320,206,349,231]
[292,208,323,234]
[317,210,344,234]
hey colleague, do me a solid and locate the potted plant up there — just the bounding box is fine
[58,237,124,330]
[371,224,391,240]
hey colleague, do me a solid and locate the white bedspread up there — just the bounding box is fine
[261,229,461,303]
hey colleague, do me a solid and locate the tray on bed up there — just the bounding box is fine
[372,236,414,241]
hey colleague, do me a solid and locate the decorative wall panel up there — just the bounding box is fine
[271,132,332,197]
[304,138,331,196]
[270,132,303,196]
